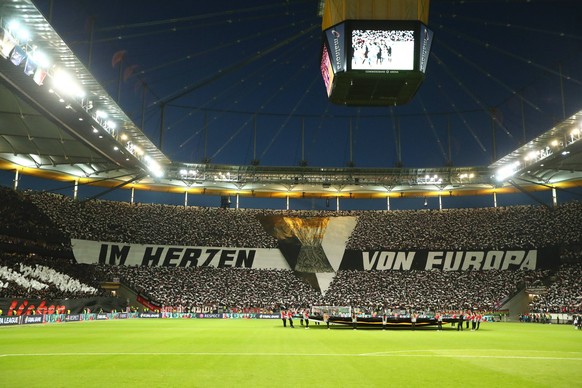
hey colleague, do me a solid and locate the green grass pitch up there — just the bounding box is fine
[1,319,581,387]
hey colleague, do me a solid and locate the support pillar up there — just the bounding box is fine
[13,169,19,191]
[73,179,79,200]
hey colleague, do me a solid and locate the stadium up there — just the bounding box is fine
[0,0,581,386]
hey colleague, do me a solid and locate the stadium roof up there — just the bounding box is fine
[0,0,581,202]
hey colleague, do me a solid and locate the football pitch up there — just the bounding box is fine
[1,319,581,387]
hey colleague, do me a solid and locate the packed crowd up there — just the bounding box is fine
[95,265,320,311]
[346,203,582,251]
[25,191,278,248]
[92,263,553,312]
[0,252,100,299]
[3,250,579,314]
[0,187,580,313]
[18,190,582,253]
[319,268,550,312]
[529,263,582,313]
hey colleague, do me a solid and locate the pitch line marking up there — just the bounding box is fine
[1,352,581,361]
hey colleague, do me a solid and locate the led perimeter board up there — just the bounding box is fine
[321,20,433,106]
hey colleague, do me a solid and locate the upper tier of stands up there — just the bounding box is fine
[19,189,582,252]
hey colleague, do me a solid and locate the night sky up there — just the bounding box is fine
[29,0,582,168]
[8,0,582,209]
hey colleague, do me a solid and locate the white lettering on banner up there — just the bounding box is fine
[462,252,483,270]
[363,250,539,271]
[482,251,504,270]
[72,239,290,269]
[364,251,415,270]
[445,252,462,271]
[424,250,538,271]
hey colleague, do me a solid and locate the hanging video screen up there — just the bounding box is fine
[320,44,335,97]
[320,20,433,106]
[351,28,415,71]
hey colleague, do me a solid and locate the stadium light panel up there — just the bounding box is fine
[525,150,538,161]
[495,162,520,182]
[52,69,85,99]
[7,20,30,42]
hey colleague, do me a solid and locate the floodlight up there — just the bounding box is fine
[52,69,85,98]
[525,150,538,161]
[495,162,520,182]
[8,20,30,42]
[146,158,164,178]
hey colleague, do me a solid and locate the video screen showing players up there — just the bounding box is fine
[351,29,415,71]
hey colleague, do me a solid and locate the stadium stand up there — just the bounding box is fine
[0,187,580,314]
[25,190,279,248]
[0,252,102,299]
[529,262,582,313]
[321,268,550,312]
[96,265,320,312]
[346,203,582,251]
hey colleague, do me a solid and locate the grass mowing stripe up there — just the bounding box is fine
[2,352,582,361]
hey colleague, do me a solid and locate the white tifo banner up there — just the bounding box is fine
[71,239,290,269]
